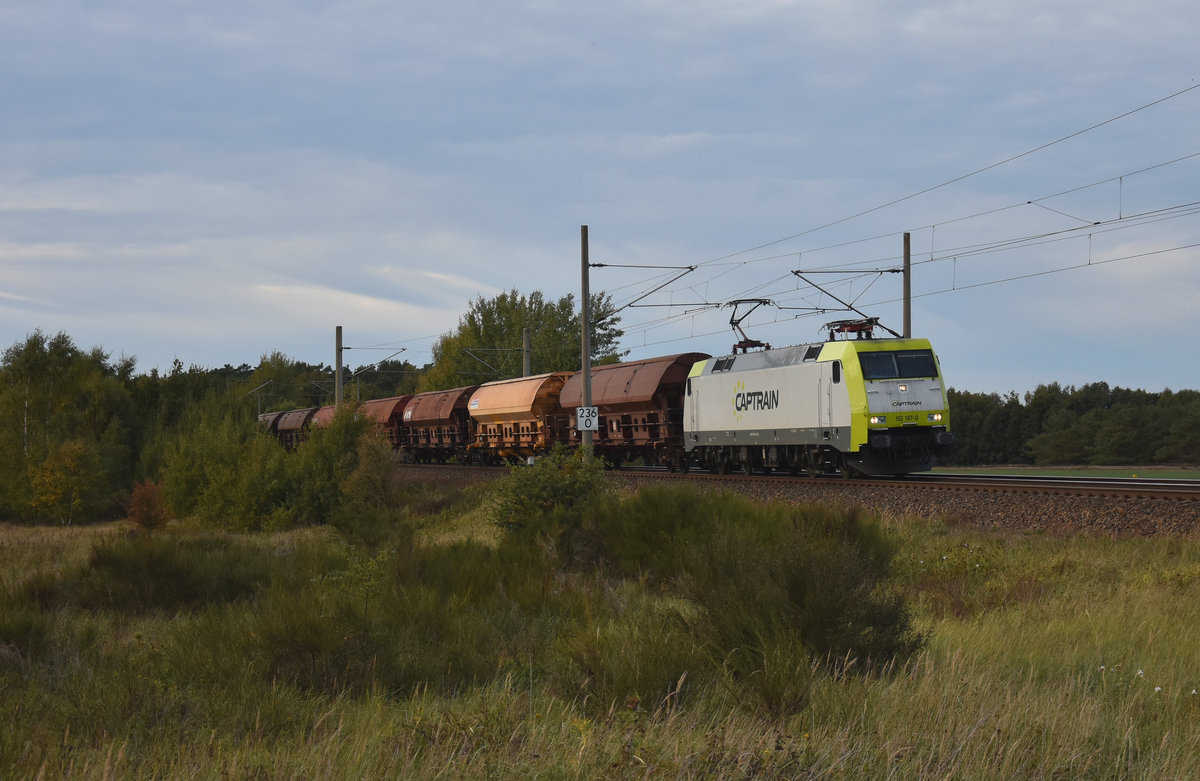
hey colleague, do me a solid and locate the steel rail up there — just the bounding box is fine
[396,463,1200,501]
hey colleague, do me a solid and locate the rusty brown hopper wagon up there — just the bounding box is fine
[357,395,413,448]
[401,386,478,463]
[559,352,709,470]
[309,397,414,447]
[257,410,286,437]
[467,372,573,463]
[274,407,319,450]
[310,405,337,428]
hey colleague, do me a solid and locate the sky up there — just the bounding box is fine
[2,0,1197,395]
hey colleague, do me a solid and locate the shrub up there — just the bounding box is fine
[126,479,170,532]
[21,534,273,614]
[490,446,611,532]
[343,432,404,513]
[160,405,371,530]
[540,485,923,715]
[552,583,701,711]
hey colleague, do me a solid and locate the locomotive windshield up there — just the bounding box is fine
[858,349,938,380]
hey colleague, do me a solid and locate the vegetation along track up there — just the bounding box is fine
[622,469,1200,538]
[400,464,1200,538]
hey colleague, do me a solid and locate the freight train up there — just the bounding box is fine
[260,323,954,477]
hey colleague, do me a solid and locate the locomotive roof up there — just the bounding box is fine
[693,338,934,375]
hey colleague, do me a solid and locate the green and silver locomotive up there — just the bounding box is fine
[683,323,953,476]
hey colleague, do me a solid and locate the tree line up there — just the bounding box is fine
[945,384,1200,467]
[1,290,1195,525]
[0,290,622,525]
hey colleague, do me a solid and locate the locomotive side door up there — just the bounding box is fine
[817,360,839,438]
[684,375,698,450]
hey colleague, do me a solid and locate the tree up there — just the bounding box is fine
[1026,407,1093,465]
[343,358,423,401]
[420,289,624,391]
[0,331,137,522]
[247,351,333,412]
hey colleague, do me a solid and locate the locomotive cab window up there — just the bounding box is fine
[859,349,938,380]
[897,350,938,378]
[832,360,841,384]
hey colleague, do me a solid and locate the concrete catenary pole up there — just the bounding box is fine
[580,225,593,450]
[903,232,912,339]
[335,325,343,406]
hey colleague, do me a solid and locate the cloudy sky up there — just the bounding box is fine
[2,0,1197,394]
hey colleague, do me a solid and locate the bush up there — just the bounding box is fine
[160,405,372,530]
[536,485,923,715]
[484,484,916,719]
[552,582,701,711]
[21,534,273,615]
[126,479,170,532]
[490,446,612,531]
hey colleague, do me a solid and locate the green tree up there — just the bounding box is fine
[0,331,137,522]
[343,358,423,401]
[247,351,333,412]
[1089,404,1164,465]
[159,402,371,531]
[943,389,999,464]
[1156,392,1200,463]
[420,289,624,391]
[1027,407,1093,465]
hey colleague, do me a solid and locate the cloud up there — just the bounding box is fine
[0,0,1196,391]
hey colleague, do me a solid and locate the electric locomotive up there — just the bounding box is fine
[683,321,953,476]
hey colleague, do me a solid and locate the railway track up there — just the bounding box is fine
[398,462,1200,501]
[396,463,1200,536]
[604,467,1200,502]
[904,473,1200,501]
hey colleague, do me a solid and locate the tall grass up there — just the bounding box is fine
[3,473,1200,778]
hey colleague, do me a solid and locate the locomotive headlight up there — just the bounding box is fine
[870,415,886,425]
[927,413,943,422]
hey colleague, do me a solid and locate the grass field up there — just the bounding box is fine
[3,474,1200,778]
